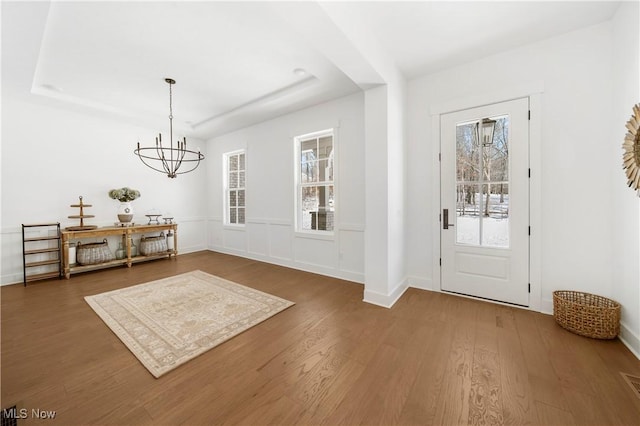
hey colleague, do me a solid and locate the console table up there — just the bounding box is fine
[61,224,177,279]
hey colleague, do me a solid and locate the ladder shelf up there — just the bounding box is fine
[22,223,62,285]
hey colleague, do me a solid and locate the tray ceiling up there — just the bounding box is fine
[2,1,620,139]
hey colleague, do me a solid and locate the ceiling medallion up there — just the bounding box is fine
[622,103,640,196]
[134,78,204,178]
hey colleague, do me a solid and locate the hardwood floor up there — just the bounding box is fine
[2,251,639,425]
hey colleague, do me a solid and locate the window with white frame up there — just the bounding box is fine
[224,150,245,225]
[295,129,334,233]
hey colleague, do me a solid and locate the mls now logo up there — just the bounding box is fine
[2,406,56,421]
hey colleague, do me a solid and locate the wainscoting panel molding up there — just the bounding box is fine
[268,222,294,262]
[294,237,335,269]
[338,229,365,275]
[206,218,365,284]
[223,226,247,253]
[247,222,269,257]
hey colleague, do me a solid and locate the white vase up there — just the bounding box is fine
[166,229,175,251]
[117,202,134,223]
[69,243,77,265]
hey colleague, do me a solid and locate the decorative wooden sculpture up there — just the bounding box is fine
[623,103,640,196]
[66,196,98,231]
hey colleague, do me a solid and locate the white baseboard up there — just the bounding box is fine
[619,322,640,360]
[180,244,207,255]
[541,297,554,315]
[1,273,23,286]
[207,247,365,284]
[363,277,409,308]
[408,276,433,291]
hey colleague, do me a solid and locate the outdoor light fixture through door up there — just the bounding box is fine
[479,117,497,146]
[134,78,204,178]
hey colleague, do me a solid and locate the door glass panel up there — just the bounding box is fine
[482,183,509,247]
[455,116,510,248]
[456,183,481,245]
[483,116,509,182]
[456,123,480,182]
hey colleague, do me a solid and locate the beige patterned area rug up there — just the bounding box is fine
[85,270,294,378]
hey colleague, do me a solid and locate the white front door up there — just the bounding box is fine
[440,98,530,306]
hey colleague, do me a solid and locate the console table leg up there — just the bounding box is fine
[173,225,178,258]
[62,237,70,279]
[126,233,132,267]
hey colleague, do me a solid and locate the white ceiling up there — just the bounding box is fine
[2,1,621,139]
[354,1,622,78]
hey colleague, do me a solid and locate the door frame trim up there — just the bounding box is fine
[430,84,543,312]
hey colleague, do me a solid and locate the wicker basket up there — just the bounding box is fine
[139,233,168,255]
[76,239,115,265]
[553,290,620,339]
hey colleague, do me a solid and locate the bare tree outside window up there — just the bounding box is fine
[296,131,334,232]
[225,151,245,225]
[455,116,509,247]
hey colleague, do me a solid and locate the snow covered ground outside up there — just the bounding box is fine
[456,193,509,247]
[456,216,509,247]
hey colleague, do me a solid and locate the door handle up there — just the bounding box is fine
[443,209,454,229]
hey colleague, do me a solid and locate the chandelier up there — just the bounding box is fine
[134,78,204,178]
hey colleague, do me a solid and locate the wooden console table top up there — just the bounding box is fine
[61,223,176,237]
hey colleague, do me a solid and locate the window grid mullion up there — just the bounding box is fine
[225,151,246,225]
[296,131,334,233]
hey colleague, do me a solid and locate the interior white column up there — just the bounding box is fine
[362,86,391,305]
[268,0,409,307]
[362,80,408,307]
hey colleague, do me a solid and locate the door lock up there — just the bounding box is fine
[443,209,454,229]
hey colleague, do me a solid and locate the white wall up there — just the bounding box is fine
[1,98,208,285]
[205,92,365,282]
[611,1,640,356]
[407,22,617,310]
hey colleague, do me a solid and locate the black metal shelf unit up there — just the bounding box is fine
[22,223,62,285]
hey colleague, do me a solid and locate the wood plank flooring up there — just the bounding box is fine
[2,251,639,425]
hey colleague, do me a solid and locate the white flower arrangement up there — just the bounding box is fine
[108,187,141,202]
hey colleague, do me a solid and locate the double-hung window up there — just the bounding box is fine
[295,129,334,233]
[224,150,245,225]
